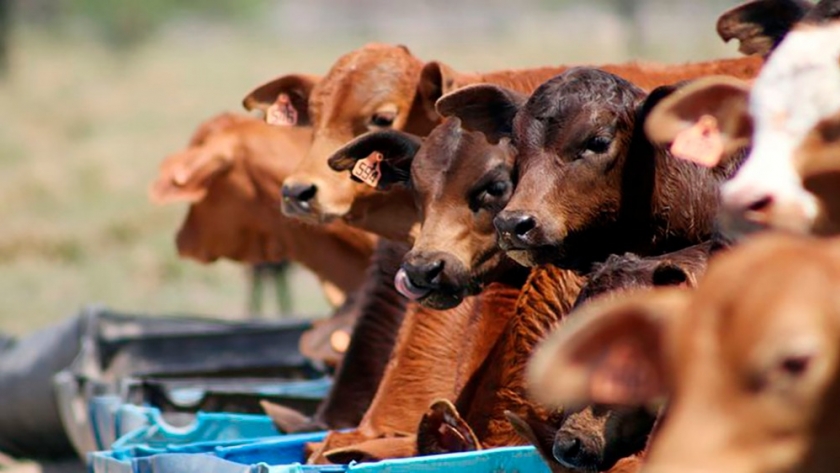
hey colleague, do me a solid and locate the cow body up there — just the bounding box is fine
[150,113,377,305]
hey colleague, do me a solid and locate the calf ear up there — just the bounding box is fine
[242,74,320,126]
[528,288,690,408]
[417,61,462,120]
[802,0,840,24]
[149,148,234,204]
[436,84,527,144]
[717,0,812,56]
[259,400,311,434]
[644,76,752,169]
[327,130,423,190]
[417,399,481,455]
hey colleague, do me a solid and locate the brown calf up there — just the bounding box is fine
[529,233,840,473]
[149,113,376,306]
[328,118,528,310]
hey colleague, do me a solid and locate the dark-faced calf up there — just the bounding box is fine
[439,68,743,271]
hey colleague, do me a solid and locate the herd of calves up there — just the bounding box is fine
[148,0,840,472]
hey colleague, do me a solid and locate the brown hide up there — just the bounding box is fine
[458,265,585,448]
[309,282,521,463]
[150,114,376,304]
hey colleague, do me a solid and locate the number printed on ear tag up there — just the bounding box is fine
[351,152,384,188]
[266,94,298,126]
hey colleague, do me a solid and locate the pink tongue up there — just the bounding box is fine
[394,268,431,301]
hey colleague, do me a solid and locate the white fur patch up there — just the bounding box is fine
[724,24,840,224]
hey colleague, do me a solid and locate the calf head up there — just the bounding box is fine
[151,117,322,263]
[245,44,467,242]
[507,405,654,473]
[530,233,840,473]
[494,68,645,270]
[328,116,519,309]
[647,4,840,237]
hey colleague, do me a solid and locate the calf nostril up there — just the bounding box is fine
[297,184,317,202]
[426,260,444,280]
[746,195,773,213]
[553,436,584,467]
[565,438,581,458]
[282,183,318,203]
[514,216,536,237]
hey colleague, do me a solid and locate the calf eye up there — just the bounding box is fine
[485,181,508,197]
[370,111,396,128]
[470,181,510,212]
[779,354,811,377]
[585,136,612,154]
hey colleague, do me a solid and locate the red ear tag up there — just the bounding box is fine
[670,115,724,167]
[266,93,298,126]
[351,152,384,188]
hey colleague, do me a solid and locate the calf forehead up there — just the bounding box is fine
[412,122,509,200]
[310,45,418,122]
[750,23,840,150]
[514,68,643,151]
[690,240,840,360]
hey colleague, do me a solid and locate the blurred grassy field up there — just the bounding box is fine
[0,1,742,336]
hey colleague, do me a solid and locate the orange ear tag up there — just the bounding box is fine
[351,152,384,188]
[670,115,724,168]
[266,93,298,126]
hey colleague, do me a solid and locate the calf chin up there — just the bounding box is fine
[398,251,472,309]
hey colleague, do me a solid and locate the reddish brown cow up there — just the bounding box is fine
[529,233,840,473]
[328,118,527,310]
[149,113,377,306]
